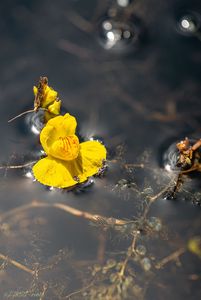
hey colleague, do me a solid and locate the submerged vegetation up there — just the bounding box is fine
[0,76,201,300]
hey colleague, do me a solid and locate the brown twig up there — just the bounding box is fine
[0,253,34,275]
[148,180,175,203]
[141,178,175,220]
[65,10,93,33]
[155,247,186,269]
[64,279,95,299]
[124,163,145,169]
[97,231,107,264]
[39,283,48,300]
[58,39,93,59]
[0,200,129,227]
[119,231,139,277]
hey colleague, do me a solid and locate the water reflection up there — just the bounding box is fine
[0,0,201,299]
[177,12,201,37]
[98,17,141,53]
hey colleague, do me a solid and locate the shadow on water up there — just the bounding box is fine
[0,0,201,299]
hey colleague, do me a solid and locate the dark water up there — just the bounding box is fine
[0,0,201,299]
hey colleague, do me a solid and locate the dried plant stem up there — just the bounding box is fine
[64,280,94,299]
[97,231,107,264]
[39,283,48,300]
[155,247,186,269]
[0,253,34,275]
[149,179,175,203]
[47,202,127,225]
[8,109,36,123]
[0,161,36,170]
[0,179,174,225]
[8,107,47,123]
[141,178,175,220]
[119,232,138,277]
[65,10,93,33]
[58,39,92,59]
[124,163,145,169]
[0,200,128,226]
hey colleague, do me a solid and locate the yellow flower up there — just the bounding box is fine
[48,100,61,115]
[44,100,62,122]
[32,113,107,188]
[33,81,61,116]
[33,84,57,108]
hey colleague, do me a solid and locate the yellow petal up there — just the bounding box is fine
[59,140,106,184]
[32,156,78,188]
[33,141,106,188]
[44,111,55,122]
[33,84,58,108]
[49,135,80,161]
[188,237,201,258]
[48,100,61,115]
[40,113,77,154]
[79,140,107,177]
[33,86,38,96]
[44,100,62,122]
[42,85,58,108]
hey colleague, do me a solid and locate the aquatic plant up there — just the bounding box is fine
[0,74,200,300]
[33,113,106,188]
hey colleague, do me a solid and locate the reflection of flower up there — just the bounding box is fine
[33,113,107,188]
[33,83,61,116]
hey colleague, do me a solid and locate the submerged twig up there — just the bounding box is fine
[64,279,95,299]
[155,247,186,269]
[58,39,93,59]
[119,231,139,277]
[141,178,176,220]
[0,200,129,227]
[0,253,34,275]
[65,10,93,33]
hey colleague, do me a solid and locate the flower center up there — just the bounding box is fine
[49,135,80,161]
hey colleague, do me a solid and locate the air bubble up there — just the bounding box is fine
[141,257,151,271]
[25,110,45,135]
[177,12,201,36]
[147,217,162,232]
[162,141,180,172]
[136,244,146,256]
[116,0,131,8]
[98,17,141,53]
[24,171,34,179]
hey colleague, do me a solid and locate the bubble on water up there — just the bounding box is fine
[115,179,128,190]
[98,17,141,53]
[106,259,116,268]
[162,138,200,172]
[24,171,34,179]
[116,0,131,8]
[147,217,162,232]
[136,244,146,256]
[141,257,151,271]
[162,141,180,172]
[49,186,55,191]
[177,12,201,36]
[73,178,94,193]
[25,110,45,135]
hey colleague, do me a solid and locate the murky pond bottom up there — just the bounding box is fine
[0,0,201,299]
